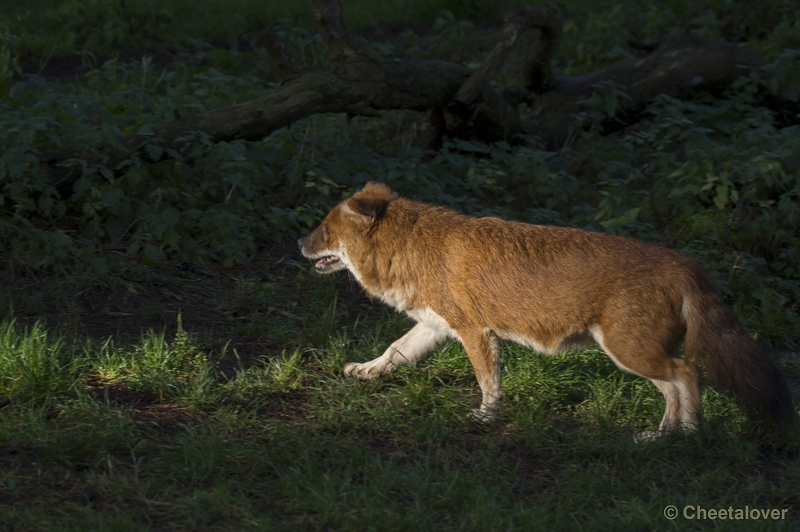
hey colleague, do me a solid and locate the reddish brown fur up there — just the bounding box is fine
[299,182,794,434]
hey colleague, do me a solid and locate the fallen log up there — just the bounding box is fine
[525,33,766,146]
[31,0,795,196]
[107,0,780,157]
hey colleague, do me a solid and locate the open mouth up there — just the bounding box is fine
[315,255,341,272]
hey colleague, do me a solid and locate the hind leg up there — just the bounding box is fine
[591,326,701,441]
[670,361,702,430]
[653,365,703,431]
[651,379,682,433]
[637,368,701,442]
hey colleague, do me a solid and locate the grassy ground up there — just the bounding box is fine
[1,0,800,529]
[1,255,799,530]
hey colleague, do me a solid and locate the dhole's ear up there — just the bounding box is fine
[361,181,398,199]
[345,196,391,224]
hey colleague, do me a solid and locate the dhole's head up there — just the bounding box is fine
[298,182,397,274]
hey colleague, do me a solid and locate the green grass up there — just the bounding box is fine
[0,263,798,529]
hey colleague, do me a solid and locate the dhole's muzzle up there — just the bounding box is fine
[298,228,343,274]
[298,182,398,275]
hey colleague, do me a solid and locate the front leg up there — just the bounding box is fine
[344,322,449,380]
[459,328,502,423]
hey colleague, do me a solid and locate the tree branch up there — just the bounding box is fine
[519,2,565,93]
[527,34,766,146]
[309,0,362,65]
[113,59,470,163]
[453,2,564,105]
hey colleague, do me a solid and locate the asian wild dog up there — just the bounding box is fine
[298,182,794,438]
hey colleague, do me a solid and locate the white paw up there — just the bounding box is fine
[342,362,389,380]
[633,430,662,444]
[469,407,500,424]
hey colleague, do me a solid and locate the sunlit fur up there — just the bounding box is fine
[299,182,794,435]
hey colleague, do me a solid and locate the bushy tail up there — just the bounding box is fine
[684,292,795,426]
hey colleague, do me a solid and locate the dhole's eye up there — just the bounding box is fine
[323,226,330,241]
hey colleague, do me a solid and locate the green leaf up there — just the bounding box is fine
[713,185,729,210]
[144,143,164,162]
[599,207,641,229]
[164,228,179,250]
[144,244,162,263]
